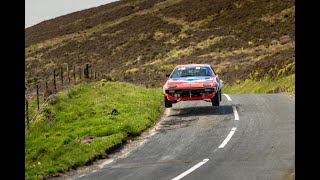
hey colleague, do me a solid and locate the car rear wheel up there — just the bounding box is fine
[211,90,220,106]
[219,89,222,102]
[164,95,172,108]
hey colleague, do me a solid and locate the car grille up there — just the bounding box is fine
[165,88,215,97]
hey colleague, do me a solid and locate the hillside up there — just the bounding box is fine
[25,0,295,88]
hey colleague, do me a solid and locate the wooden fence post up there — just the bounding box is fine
[36,84,39,111]
[60,66,63,85]
[85,64,89,79]
[73,65,76,84]
[79,67,82,79]
[25,97,29,129]
[53,70,56,91]
[87,67,89,79]
[88,64,90,79]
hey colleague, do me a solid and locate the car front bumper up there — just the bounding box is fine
[164,88,217,101]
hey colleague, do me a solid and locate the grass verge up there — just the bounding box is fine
[223,74,294,95]
[25,80,163,179]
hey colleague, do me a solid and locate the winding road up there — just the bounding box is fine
[72,94,295,180]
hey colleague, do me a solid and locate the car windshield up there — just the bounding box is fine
[170,66,214,78]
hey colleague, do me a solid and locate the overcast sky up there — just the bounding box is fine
[25,0,119,28]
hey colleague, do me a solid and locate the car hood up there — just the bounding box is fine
[165,76,216,89]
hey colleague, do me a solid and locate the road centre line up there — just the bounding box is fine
[223,94,232,101]
[171,159,209,180]
[218,127,237,148]
[232,106,239,120]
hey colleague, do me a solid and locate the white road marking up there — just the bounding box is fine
[223,94,232,101]
[99,159,114,168]
[92,170,97,173]
[218,127,237,148]
[232,106,239,120]
[172,159,209,180]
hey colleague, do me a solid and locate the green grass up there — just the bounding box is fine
[25,80,163,179]
[223,74,294,95]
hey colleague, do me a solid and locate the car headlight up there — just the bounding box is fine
[169,84,177,88]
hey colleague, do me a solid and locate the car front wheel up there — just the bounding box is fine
[211,90,220,106]
[164,95,172,108]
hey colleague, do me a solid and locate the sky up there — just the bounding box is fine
[25,0,119,28]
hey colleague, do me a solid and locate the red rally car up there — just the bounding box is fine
[163,64,222,108]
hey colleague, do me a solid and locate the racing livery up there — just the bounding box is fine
[163,64,222,108]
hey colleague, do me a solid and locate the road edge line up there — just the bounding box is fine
[223,94,232,101]
[232,106,239,120]
[218,127,237,148]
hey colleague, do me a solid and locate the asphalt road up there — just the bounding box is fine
[74,94,295,180]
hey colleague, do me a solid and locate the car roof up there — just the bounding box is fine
[175,64,211,68]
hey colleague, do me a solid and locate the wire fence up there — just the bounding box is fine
[25,62,105,130]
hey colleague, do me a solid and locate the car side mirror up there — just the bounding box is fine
[166,74,170,78]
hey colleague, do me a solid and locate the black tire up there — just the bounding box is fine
[211,90,220,106]
[219,89,222,102]
[164,95,172,108]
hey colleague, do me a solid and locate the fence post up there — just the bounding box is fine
[53,70,56,91]
[88,64,90,79]
[67,64,70,84]
[36,84,40,111]
[25,97,29,129]
[60,66,63,85]
[79,67,82,79]
[83,66,86,79]
[74,65,76,84]
[85,64,89,79]
[94,72,96,79]
[87,66,89,79]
